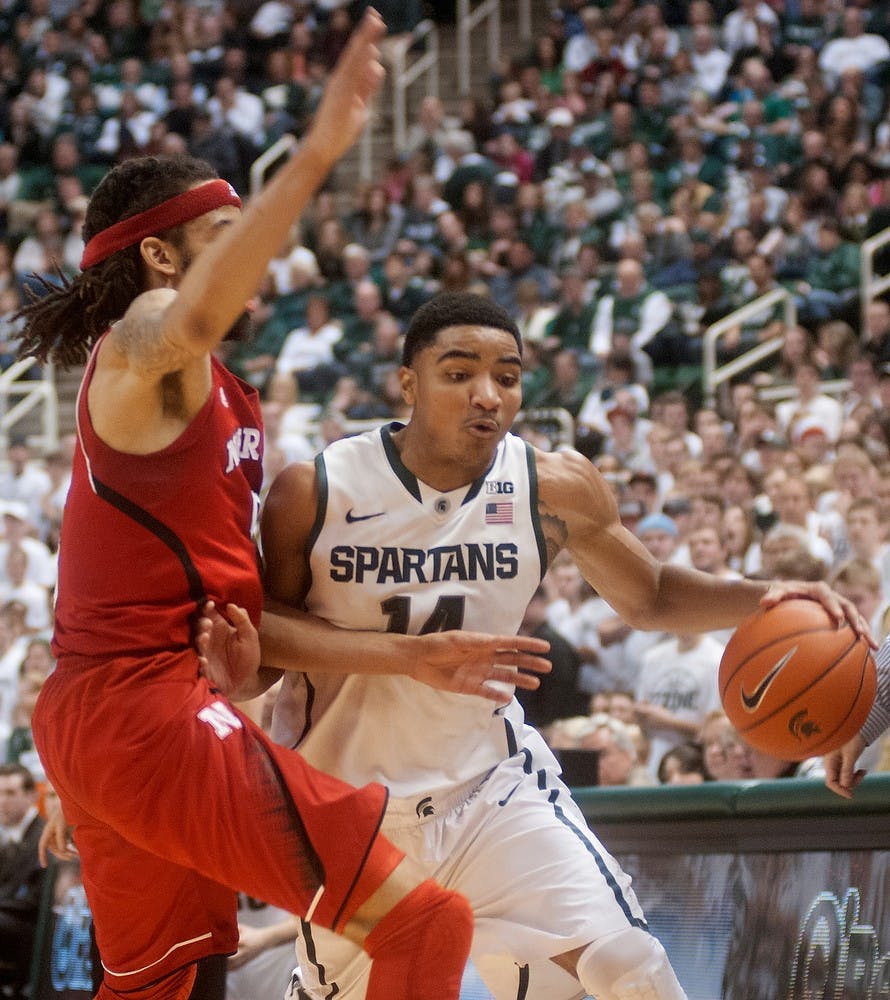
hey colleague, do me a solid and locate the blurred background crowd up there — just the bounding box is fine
[3,0,890,783]
[3,0,890,989]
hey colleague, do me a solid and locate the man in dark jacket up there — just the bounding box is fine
[0,763,46,997]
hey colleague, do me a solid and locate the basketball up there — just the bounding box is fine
[718,599,877,761]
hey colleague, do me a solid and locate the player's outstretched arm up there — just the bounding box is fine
[535,449,873,641]
[257,461,551,702]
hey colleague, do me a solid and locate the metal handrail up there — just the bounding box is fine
[392,20,439,153]
[702,287,797,407]
[457,0,500,97]
[457,0,533,95]
[249,133,299,197]
[0,357,58,452]
[860,226,890,334]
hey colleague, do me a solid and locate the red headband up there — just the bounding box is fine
[80,179,242,270]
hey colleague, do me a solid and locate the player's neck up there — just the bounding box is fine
[391,425,494,494]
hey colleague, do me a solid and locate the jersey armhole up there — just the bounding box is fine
[523,442,548,582]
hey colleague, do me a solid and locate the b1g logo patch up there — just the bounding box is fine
[485,480,514,495]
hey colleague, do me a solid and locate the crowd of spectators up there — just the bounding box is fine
[3,0,890,986]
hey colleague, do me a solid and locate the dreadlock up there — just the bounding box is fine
[16,155,220,369]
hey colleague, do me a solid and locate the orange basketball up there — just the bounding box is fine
[719,599,876,761]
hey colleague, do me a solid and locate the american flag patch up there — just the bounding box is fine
[485,501,513,524]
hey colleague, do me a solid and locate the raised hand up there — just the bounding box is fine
[304,9,386,165]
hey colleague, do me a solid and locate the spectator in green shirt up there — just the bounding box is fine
[796,218,861,324]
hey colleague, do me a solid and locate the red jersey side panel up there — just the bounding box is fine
[52,343,264,667]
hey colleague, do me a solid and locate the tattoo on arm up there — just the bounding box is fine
[539,502,568,567]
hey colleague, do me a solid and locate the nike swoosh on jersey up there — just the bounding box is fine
[740,645,798,712]
[345,508,386,523]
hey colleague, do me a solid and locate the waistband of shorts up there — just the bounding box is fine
[383,769,495,828]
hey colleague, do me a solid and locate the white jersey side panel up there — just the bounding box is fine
[271,426,547,796]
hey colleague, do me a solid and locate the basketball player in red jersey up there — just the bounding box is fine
[18,13,552,1000]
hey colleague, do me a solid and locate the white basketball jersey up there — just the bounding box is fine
[271,425,547,796]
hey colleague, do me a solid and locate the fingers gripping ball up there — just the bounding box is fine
[719,599,876,761]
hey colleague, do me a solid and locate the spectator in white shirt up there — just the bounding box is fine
[207,75,266,150]
[0,440,50,531]
[0,548,51,635]
[691,25,732,98]
[819,7,890,85]
[722,0,779,54]
[275,293,343,397]
[0,503,56,591]
[775,359,844,444]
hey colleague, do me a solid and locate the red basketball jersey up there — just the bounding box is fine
[52,337,264,672]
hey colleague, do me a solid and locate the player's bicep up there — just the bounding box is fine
[261,461,317,607]
[537,449,662,623]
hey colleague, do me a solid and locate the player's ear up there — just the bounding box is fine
[139,236,178,282]
[399,365,416,405]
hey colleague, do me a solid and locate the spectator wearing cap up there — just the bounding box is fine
[601,393,650,471]
[534,107,576,182]
[789,414,834,468]
[625,470,659,515]
[775,359,844,445]
[636,512,679,563]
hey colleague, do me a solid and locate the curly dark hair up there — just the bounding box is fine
[402,292,522,368]
[16,155,219,368]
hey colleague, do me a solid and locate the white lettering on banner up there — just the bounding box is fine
[789,888,890,999]
[225,427,261,473]
[198,701,243,739]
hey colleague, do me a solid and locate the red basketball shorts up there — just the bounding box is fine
[32,658,403,991]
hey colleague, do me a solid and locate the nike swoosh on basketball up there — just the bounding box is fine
[345,508,386,523]
[740,645,798,712]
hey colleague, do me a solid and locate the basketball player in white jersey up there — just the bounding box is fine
[248,294,868,1000]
